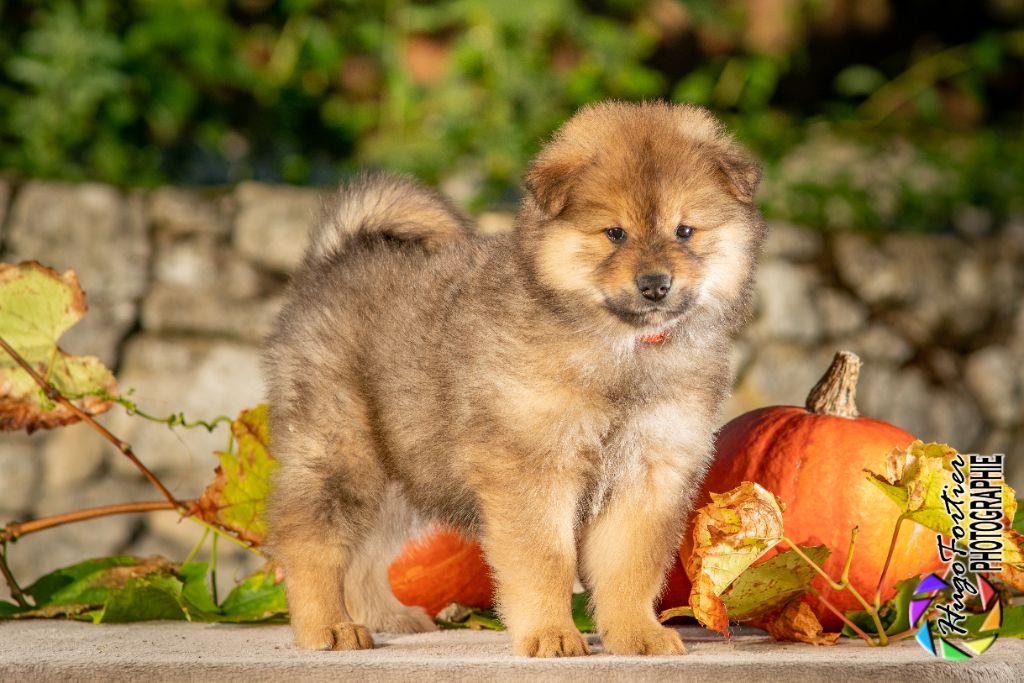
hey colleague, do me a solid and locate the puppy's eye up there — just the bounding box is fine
[605,227,627,243]
[676,224,695,240]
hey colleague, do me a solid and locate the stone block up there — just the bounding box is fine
[232,182,323,273]
[4,182,150,367]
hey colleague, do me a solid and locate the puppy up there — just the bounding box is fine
[263,101,766,657]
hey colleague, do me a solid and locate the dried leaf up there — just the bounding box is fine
[761,599,840,645]
[192,404,277,545]
[686,481,785,635]
[0,261,116,432]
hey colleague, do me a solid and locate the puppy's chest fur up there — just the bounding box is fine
[477,340,721,520]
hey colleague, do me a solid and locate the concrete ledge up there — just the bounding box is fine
[1,621,1022,682]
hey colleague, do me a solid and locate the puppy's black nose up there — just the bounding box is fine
[637,273,672,301]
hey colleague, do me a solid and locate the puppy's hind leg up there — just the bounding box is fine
[344,484,437,633]
[267,450,379,651]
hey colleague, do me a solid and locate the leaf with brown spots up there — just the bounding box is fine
[192,404,277,545]
[685,481,785,635]
[0,261,115,432]
[758,599,840,645]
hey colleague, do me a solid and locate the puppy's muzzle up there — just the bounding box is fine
[636,272,672,302]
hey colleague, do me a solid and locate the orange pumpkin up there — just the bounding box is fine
[388,529,494,616]
[664,351,944,629]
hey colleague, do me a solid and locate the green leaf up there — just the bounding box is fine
[961,605,1024,639]
[1013,500,1023,535]
[843,574,919,637]
[25,556,155,606]
[0,261,117,432]
[571,592,595,633]
[218,564,287,622]
[0,600,24,616]
[179,562,220,620]
[92,574,188,623]
[721,546,830,621]
[193,404,277,546]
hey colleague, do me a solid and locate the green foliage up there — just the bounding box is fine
[1,2,1021,227]
[0,556,288,624]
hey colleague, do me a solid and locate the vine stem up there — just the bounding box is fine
[0,543,28,607]
[782,530,890,646]
[1,501,183,543]
[0,334,182,510]
[874,514,905,610]
[808,586,872,645]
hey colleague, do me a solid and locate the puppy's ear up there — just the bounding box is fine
[524,145,590,217]
[717,146,762,202]
[674,104,762,202]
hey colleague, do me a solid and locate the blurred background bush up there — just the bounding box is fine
[2,0,1022,232]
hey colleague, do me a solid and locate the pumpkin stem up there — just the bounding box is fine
[805,350,862,418]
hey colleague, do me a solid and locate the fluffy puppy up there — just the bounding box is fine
[263,101,766,657]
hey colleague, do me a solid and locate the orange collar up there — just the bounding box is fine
[638,330,670,344]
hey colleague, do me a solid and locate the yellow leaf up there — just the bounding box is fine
[866,441,1018,539]
[0,261,116,432]
[999,529,1024,591]
[685,481,784,635]
[192,404,277,545]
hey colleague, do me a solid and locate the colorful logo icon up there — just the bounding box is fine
[912,572,1002,659]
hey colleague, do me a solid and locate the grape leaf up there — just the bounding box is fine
[179,562,221,619]
[865,441,1017,537]
[1013,500,1023,535]
[91,574,188,623]
[192,404,277,546]
[720,546,830,621]
[218,563,288,622]
[25,556,142,606]
[0,261,116,432]
[685,481,785,635]
[962,604,1024,639]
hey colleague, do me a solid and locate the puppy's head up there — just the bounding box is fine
[520,101,766,336]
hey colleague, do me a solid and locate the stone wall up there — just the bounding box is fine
[1,178,1022,596]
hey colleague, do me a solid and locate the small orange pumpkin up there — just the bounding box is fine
[664,351,945,629]
[388,529,494,616]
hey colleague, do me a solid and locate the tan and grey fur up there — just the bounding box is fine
[263,101,767,657]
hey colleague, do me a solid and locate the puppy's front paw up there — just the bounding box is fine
[514,626,591,658]
[295,622,374,651]
[601,624,686,656]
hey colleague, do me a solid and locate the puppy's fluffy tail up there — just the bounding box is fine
[305,172,471,266]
